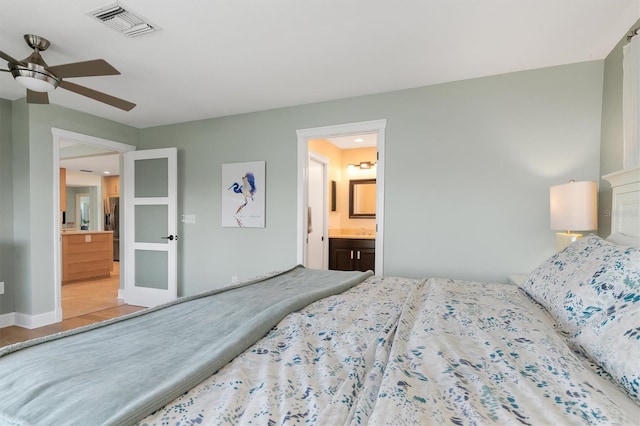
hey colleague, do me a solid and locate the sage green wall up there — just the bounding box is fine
[10,100,30,315]
[0,59,606,317]
[0,99,14,315]
[139,61,604,293]
[9,100,137,316]
[598,18,640,237]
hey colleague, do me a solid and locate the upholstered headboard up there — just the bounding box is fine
[603,167,640,242]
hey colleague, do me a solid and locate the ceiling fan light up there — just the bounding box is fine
[11,66,59,92]
[15,75,57,92]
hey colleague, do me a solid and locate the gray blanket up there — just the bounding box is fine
[0,265,372,425]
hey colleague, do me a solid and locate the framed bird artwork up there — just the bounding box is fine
[221,161,266,228]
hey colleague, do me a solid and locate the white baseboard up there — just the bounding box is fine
[14,310,57,329]
[118,288,125,300]
[0,312,16,328]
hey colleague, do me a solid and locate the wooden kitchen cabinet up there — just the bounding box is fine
[103,175,120,197]
[62,231,113,284]
[329,238,375,273]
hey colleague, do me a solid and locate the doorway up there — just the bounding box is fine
[52,128,136,322]
[296,119,387,275]
[76,193,91,230]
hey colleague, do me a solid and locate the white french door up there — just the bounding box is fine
[123,147,178,307]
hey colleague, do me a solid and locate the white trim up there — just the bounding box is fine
[0,311,58,329]
[52,128,136,325]
[0,312,15,328]
[296,119,387,275]
[14,310,57,330]
[602,167,640,188]
[53,128,137,153]
[603,166,640,239]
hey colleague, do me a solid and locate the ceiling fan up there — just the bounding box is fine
[0,34,135,111]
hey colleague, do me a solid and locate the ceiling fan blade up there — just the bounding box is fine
[47,59,120,78]
[27,90,49,104]
[0,69,10,72]
[0,50,26,66]
[58,80,135,111]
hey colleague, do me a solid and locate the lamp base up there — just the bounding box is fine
[556,232,583,252]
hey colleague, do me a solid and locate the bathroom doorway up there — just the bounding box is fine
[296,119,387,275]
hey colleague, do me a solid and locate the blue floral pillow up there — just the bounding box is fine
[572,307,640,403]
[568,242,640,403]
[520,234,640,335]
[521,235,640,403]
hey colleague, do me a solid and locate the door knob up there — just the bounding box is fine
[161,235,178,241]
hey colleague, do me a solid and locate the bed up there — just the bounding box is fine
[0,170,639,425]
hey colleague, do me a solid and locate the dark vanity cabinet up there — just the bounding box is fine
[329,238,375,273]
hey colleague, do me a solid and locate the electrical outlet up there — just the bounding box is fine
[231,276,239,283]
[0,281,4,295]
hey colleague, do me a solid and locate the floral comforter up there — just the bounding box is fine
[139,276,639,425]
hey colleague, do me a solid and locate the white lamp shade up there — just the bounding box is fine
[550,180,598,231]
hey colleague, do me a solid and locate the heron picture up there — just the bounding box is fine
[221,161,265,227]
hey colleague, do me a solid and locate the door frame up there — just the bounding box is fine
[306,151,329,269]
[296,119,387,275]
[52,128,136,322]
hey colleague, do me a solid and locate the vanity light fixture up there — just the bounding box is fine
[348,161,376,170]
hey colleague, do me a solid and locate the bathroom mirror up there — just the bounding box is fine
[349,179,376,218]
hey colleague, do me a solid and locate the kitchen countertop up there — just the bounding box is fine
[61,230,113,235]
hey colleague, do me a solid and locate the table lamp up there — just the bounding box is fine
[550,180,597,251]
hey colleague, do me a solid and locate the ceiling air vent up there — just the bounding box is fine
[89,3,158,38]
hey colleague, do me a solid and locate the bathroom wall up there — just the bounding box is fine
[340,147,377,233]
[307,140,377,233]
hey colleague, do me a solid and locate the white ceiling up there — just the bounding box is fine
[60,153,120,176]
[58,139,120,176]
[327,134,377,150]
[1,1,639,129]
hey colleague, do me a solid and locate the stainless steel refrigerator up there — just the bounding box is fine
[104,196,120,261]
